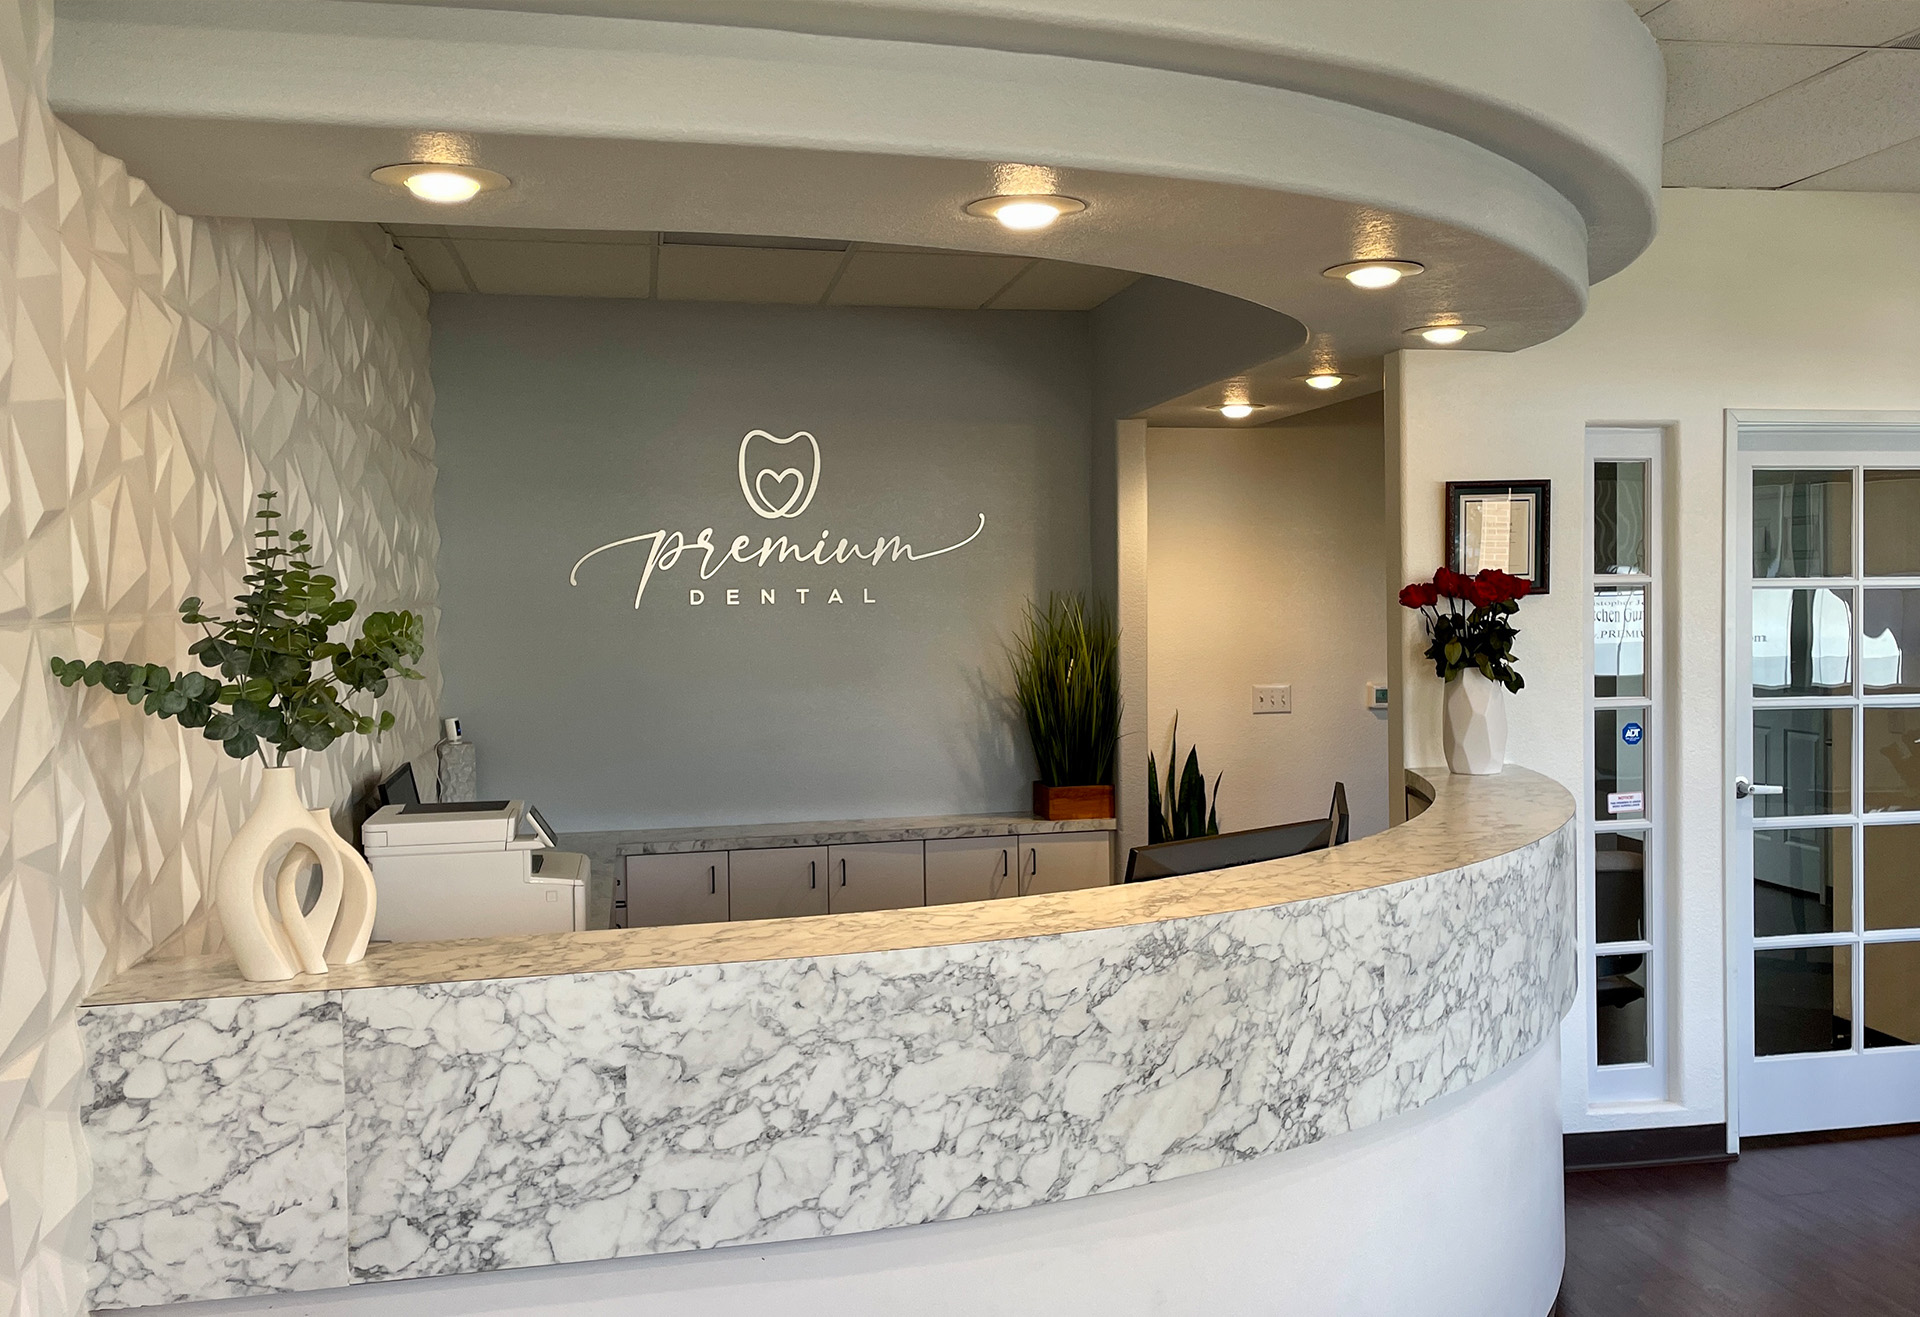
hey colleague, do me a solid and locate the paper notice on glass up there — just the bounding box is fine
[1606,791,1644,815]
[1461,495,1534,575]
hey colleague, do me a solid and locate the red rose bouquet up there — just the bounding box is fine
[1399,568,1531,693]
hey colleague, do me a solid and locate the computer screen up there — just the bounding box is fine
[377,761,419,808]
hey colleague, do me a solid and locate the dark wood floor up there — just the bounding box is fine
[1559,1130,1920,1316]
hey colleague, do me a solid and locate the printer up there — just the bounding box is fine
[362,798,594,942]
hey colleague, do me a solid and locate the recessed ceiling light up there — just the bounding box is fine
[963,194,1087,231]
[372,162,510,205]
[1323,260,1425,290]
[1408,323,1486,346]
[1218,403,1255,419]
[1301,373,1347,391]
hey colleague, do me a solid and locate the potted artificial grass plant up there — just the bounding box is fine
[1009,592,1121,821]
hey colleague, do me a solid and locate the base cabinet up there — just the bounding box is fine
[729,846,830,922]
[1020,832,1112,896]
[925,836,1018,905]
[624,852,729,927]
[828,841,926,913]
[620,829,1112,927]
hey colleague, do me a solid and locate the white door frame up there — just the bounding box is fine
[1722,409,1920,1146]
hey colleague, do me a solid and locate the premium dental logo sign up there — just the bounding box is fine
[570,428,987,609]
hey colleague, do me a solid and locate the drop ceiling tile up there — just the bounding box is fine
[1645,0,1920,46]
[1662,42,1863,139]
[1786,129,1920,187]
[654,244,840,303]
[450,238,653,297]
[827,251,1029,309]
[446,226,656,245]
[986,259,1140,310]
[1663,49,1920,185]
[389,235,470,293]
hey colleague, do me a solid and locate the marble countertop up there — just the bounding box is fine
[566,812,1114,857]
[87,769,1568,1006]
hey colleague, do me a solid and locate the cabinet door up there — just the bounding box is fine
[729,846,830,921]
[1019,833,1112,895]
[925,836,1016,906]
[624,852,728,926]
[827,841,925,913]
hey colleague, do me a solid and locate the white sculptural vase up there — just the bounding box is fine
[1443,668,1508,775]
[215,766,351,981]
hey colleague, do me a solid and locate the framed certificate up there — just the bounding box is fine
[1445,480,1550,594]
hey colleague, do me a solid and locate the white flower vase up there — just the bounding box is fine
[215,766,347,981]
[1443,668,1508,775]
[318,808,376,967]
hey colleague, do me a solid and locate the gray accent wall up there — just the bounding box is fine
[431,296,1092,831]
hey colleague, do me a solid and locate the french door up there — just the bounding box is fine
[1733,421,1920,1136]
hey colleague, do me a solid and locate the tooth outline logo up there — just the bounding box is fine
[738,429,822,519]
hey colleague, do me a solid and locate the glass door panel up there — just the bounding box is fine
[1863,825,1920,931]
[1754,945,1852,1056]
[1754,827,1850,936]
[1752,469,1852,578]
[1737,445,1920,1137]
[1752,588,1853,695]
[1862,590,1920,693]
[1864,470,1920,576]
[1752,707,1853,818]
[1864,942,1920,1048]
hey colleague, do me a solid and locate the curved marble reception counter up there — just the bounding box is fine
[81,767,1575,1312]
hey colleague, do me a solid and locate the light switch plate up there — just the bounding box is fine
[1366,681,1389,710]
[1253,683,1292,714]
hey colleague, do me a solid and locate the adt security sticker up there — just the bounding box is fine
[1622,721,1643,746]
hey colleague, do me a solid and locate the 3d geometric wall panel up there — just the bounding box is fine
[0,2,441,1312]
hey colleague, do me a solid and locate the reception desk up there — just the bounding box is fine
[80,768,1576,1314]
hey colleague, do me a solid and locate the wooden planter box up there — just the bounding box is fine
[1032,782,1115,821]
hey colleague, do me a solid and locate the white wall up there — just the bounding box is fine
[1147,395,1389,838]
[133,1039,1564,1317]
[0,3,441,1310]
[1388,189,1920,1134]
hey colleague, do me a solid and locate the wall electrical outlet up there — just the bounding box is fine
[1253,683,1292,714]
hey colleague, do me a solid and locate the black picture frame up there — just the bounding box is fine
[1445,480,1551,595]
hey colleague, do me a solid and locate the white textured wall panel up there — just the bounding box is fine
[0,1,440,1312]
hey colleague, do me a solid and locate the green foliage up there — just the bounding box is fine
[50,492,425,766]
[1008,592,1122,788]
[1147,714,1220,844]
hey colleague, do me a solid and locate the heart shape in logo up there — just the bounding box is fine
[738,430,822,519]
[754,467,807,518]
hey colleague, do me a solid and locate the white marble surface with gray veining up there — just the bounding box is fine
[79,769,1575,1307]
[82,993,350,1309]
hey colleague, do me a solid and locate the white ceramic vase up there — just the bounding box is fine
[215,766,347,981]
[1443,668,1508,775]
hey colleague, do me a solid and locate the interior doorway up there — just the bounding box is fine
[1730,415,1920,1136]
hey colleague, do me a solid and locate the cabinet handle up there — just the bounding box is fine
[810,859,817,888]
[709,864,716,895]
[840,858,848,886]
[1000,849,1009,877]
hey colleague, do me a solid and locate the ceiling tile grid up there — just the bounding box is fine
[1648,0,1920,190]
[1,3,443,1312]
[386,226,1141,310]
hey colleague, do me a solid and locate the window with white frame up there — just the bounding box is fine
[1587,429,1666,1101]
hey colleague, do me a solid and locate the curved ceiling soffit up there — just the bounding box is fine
[49,0,1662,417]
[320,0,1666,282]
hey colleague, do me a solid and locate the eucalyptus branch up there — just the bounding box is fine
[48,491,425,763]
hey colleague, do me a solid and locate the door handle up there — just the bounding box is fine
[810,860,817,889]
[1734,777,1784,799]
